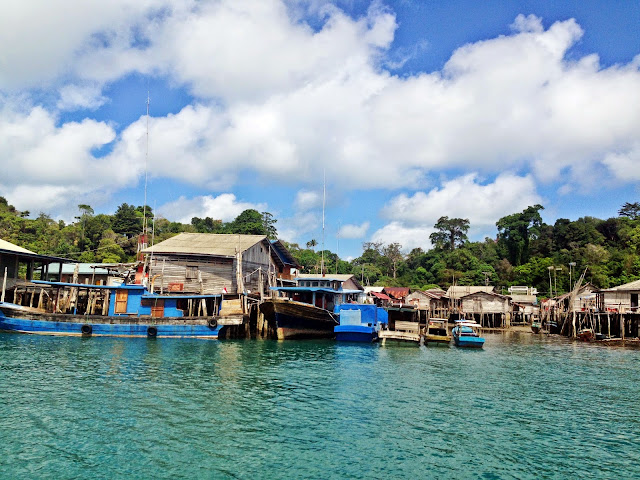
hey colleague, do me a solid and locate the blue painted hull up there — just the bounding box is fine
[334,325,377,342]
[0,305,221,339]
[453,335,485,348]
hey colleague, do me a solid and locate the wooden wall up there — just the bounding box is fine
[462,294,509,314]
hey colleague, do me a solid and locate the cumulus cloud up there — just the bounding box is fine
[1,3,639,234]
[156,193,266,224]
[602,144,640,182]
[338,221,370,239]
[372,172,542,250]
[294,190,322,211]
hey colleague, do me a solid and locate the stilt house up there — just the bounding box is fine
[142,233,293,297]
[460,291,511,327]
[597,280,640,313]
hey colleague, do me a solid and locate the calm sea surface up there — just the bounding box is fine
[1,332,639,479]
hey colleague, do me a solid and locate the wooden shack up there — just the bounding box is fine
[406,289,447,318]
[0,238,70,300]
[597,280,640,313]
[506,286,539,324]
[460,291,511,328]
[142,233,290,297]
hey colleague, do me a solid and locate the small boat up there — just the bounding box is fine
[0,280,225,338]
[577,328,595,342]
[531,320,542,334]
[424,318,451,346]
[452,320,485,348]
[334,304,388,342]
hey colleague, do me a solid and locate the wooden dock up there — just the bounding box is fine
[379,320,422,344]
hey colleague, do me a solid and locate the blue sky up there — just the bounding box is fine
[1,0,639,259]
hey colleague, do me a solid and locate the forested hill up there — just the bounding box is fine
[1,197,639,297]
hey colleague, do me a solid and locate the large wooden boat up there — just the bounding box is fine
[0,280,228,339]
[260,274,364,340]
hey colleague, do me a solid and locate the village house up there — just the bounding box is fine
[597,279,640,313]
[363,286,392,306]
[460,291,511,328]
[445,285,495,312]
[405,288,447,318]
[0,239,70,297]
[383,287,410,304]
[507,286,539,324]
[141,233,296,297]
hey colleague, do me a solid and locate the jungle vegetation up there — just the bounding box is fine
[2,196,639,297]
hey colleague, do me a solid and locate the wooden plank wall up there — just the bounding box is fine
[149,255,235,294]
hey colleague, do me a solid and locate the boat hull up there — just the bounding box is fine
[334,325,377,342]
[453,336,485,348]
[424,334,451,346]
[0,303,221,339]
[261,299,337,340]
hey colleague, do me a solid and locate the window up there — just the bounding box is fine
[186,266,198,279]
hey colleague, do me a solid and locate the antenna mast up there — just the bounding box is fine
[143,91,150,243]
[321,169,325,276]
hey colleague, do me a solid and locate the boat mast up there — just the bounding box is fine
[137,91,150,261]
[321,169,325,277]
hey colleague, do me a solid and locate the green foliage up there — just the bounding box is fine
[429,216,470,250]
[496,204,544,266]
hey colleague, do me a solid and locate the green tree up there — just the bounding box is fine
[496,205,544,266]
[261,211,278,239]
[618,202,640,220]
[112,203,142,237]
[429,216,470,250]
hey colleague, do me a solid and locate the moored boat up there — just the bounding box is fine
[531,320,542,334]
[452,320,485,348]
[260,274,365,340]
[0,280,225,338]
[334,303,388,342]
[424,318,451,346]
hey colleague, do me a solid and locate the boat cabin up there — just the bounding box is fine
[270,274,365,311]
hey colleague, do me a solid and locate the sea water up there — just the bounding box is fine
[1,332,639,479]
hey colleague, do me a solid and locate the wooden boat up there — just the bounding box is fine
[531,320,542,334]
[260,275,364,340]
[0,280,226,338]
[452,320,485,348]
[577,328,595,342]
[334,304,388,342]
[424,318,451,346]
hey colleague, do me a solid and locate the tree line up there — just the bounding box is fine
[1,196,639,297]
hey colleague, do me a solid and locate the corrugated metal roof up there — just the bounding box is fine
[0,239,36,255]
[142,233,267,257]
[446,285,495,297]
[600,279,640,291]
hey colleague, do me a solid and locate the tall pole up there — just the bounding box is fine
[569,262,576,291]
[321,169,325,277]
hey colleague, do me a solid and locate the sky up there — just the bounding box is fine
[1,0,639,260]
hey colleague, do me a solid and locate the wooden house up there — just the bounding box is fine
[506,286,539,324]
[270,240,300,284]
[405,289,447,317]
[383,287,410,304]
[460,291,511,328]
[0,239,70,299]
[364,286,391,306]
[597,280,640,314]
[142,233,293,297]
[446,285,495,312]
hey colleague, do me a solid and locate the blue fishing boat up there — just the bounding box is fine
[334,303,388,342]
[0,280,225,338]
[452,320,485,348]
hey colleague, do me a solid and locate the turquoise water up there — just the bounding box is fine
[1,333,639,479]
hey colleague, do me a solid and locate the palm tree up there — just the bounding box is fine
[306,239,317,251]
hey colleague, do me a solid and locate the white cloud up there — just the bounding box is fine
[157,193,266,224]
[602,144,640,182]
[372,173,542,249]
[294,190,322,211]
[57,83,108,111]
[371,222,435,252]
[338,221,370,239]
[1,5,640,230]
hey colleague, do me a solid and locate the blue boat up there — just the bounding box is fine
[452,320,485,348]
[334,304,388,342]
[0,280,225,339]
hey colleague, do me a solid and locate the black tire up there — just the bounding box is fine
[81,324,92,336]
[207,318,218,329]
[147,326,158,337]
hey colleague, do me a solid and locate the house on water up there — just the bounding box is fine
[459,290,511,328]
